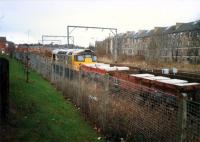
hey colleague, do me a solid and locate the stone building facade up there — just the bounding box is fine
[95,20,200,63]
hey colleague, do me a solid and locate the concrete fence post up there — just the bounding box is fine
[57,63,60,89]
[0,58,9,121]
[178,93,187,142]
[78,70,82,109]
[50,63,53,83]
[101,74,109,131]
[62,63,65,79]
[70,65,71,80]
[62,63,66,91]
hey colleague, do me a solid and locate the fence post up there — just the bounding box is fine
[101,74,109,131]
[0,58,9,121]
[69,65,71,80]
[61,62,66,92]
[49,61,53,83]
[178,93,187,142]
[25,50,29,83]
[78,70,82,109]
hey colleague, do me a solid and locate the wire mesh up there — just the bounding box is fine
[15,52,200,142]
[187,100,200,142]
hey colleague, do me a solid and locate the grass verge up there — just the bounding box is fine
[1,56,103,142]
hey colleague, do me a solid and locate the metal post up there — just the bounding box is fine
[178,93,187,142]
[101,74,109,131]
[51,63,54,83]
[114,36,118,63]
[78,70,82,109]
[42,35,44,44]
[26,47,29,83]
[67,26,69,46]
[0,58,9,121]
[115,30,118,63]
[72,36,74,48]
[63,63,66,91]
[68,65,71,80]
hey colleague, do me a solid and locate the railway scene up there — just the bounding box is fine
[0,0,200,142]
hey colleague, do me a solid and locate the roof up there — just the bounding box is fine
[153,27,166,35]
[163,25,176,34]
[132,20,200,39]
[70,49,85,54]
[134,30,148,39]
[51,48,94,55]
[52,49,72,54]
[134,27,166,38]
[175,20,200,33]
[0,37,6,42]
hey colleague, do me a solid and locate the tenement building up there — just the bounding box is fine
[95,20,200,63]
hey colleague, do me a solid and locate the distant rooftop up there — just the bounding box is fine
[175,20,200,33]
[0,37,6,42]
[134,20,200,39]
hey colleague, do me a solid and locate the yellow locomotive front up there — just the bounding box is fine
[52,49,97,71]
[71,49,97,71]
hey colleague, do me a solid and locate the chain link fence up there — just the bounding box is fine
[15,52,200,142]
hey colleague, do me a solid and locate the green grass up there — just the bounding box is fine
[1,56,104,142]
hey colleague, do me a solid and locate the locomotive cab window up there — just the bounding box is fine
[76,55,84,62]
[92,56,97,62]
[85,54,92,58]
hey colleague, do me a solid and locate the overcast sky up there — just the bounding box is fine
[0,0,200,46]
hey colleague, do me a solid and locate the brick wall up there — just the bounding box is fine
[0,37,6,52]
